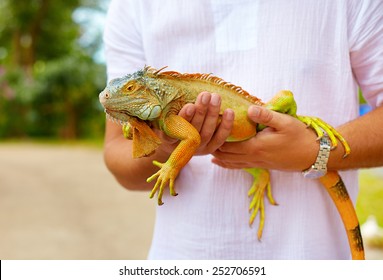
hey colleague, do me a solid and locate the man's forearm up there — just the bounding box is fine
[328,105,383,170]
[103,122,171,191]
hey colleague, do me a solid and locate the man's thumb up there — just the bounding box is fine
[248,105,284,130]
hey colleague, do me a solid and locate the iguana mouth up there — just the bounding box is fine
[105,108,130,115]
[104,109,130,125]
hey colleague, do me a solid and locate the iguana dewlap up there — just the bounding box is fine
[99,66,364,260]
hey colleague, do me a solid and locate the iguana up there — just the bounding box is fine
[99,66,364,260]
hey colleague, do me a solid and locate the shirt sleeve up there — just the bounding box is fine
[348,0,383,108]
[103,0,145,82]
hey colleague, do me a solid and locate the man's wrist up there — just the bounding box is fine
[302,134,331,179]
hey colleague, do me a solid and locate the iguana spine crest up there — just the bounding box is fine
[145,66,264,106]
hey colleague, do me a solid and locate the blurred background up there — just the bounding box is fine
[0,0,382,260]
[0,0,107,140]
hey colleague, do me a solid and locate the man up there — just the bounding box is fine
[102,0,383,259]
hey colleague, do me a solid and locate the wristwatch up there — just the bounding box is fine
[302,134,331,179]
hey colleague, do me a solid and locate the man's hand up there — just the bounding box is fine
[157,91,235,156]
[212,105,320,171]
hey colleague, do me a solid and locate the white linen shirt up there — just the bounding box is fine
[104,0,383,259]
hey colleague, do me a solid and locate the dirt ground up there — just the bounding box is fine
[0,142,382,260]
[0,142,155,259]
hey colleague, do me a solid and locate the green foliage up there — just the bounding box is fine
[357,169,383,227]
[0,68,34,137]
[0,0,81,65]
[30,54,106,138]
[0,54,106,139]
[359,88,367,105]
[0,0,107,139]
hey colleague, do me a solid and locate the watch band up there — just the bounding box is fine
[302,134,331,179]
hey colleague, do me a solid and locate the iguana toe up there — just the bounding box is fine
[244,168,277,240]
[297,116,350,157]
[147,160,180,205]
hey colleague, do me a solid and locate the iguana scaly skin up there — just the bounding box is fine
[99,66,364,260]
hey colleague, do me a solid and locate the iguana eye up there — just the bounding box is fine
[123,82,137,93]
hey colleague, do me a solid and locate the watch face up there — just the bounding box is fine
[303,168,327,179]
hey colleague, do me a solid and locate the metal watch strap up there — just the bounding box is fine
[302,134,331,179]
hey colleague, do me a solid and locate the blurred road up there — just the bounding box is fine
[0,142,155,259]
[0,143,382,260]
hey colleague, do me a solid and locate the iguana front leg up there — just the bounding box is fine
[147,114,201,205]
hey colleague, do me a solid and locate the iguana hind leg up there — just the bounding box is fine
[244,168,277,240]
[263,91,359,257]
[263,90,350,157]
[297,116,350,157]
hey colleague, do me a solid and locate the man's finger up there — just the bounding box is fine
[199,93,222,143]
[178,103,196,122]
[248,105,288,130]
[205,108,234,152]
[189,92,211,132]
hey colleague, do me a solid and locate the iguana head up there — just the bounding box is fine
[99,69,162,122]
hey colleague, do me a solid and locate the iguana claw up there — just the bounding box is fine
[147,160,179,205]
[297,116,350,157]
[244,168,278,240]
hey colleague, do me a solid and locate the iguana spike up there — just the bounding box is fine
[153,66,168,75]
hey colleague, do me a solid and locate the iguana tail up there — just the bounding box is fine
[319,171,365,260]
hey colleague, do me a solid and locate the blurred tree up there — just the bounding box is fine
[0,0,80,72]
[0,0,107,139]
[32,53,106,138]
